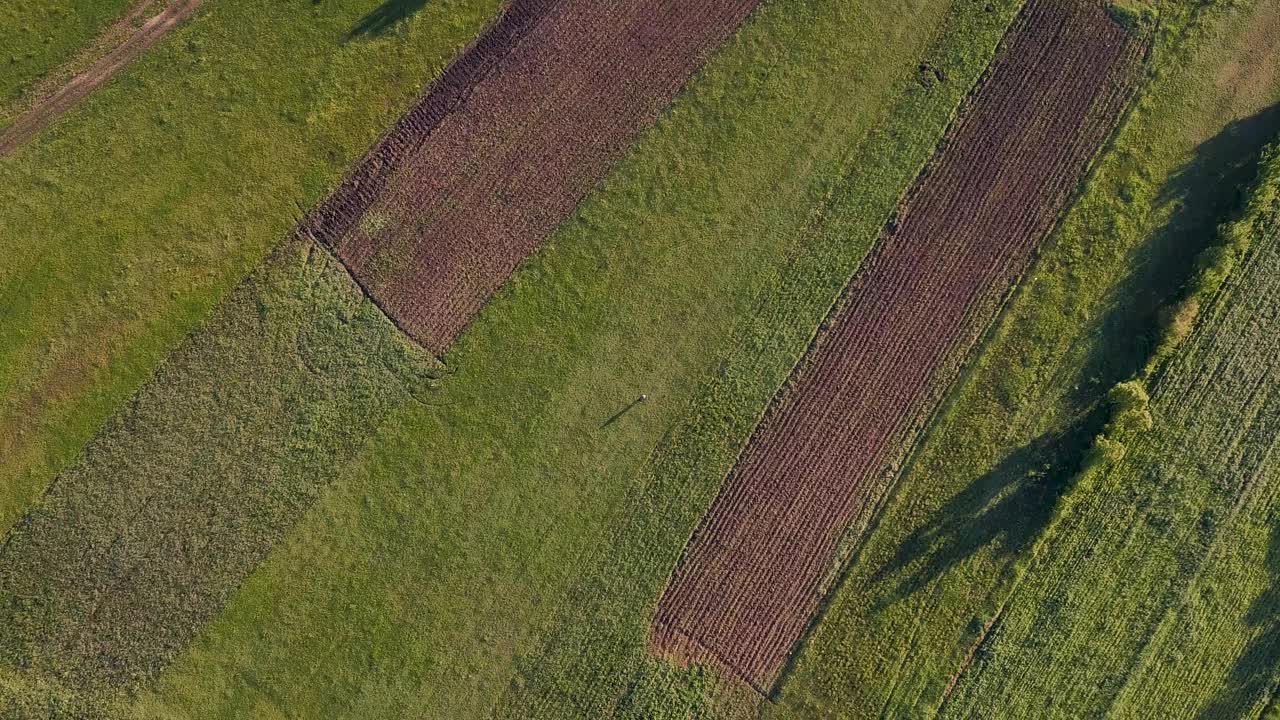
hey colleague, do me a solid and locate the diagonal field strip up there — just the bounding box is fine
[0,241,441,694]
[649,0,1145,692]
[0,0,205,157]
[302,0,765,355]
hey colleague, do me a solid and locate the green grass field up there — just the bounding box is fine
[0,239,439,700]
[5,0,1280,717]
[943,142,1280,719]
[0,240,440,714]
[0,0,502,535]
[771,0,1280,716]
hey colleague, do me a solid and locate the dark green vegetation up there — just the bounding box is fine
[945,142,1280,718]
[615,662,716,720]
[0,0,133,112]
[0,0,502,535]
[774,0,1280,716]
[102,0,1018,716]
[0,240,438,699]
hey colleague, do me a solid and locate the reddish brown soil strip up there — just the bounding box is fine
[649,0,1145,692]
[0,0,204,157]
[302,0,764,354]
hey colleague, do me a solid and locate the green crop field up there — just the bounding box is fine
[0,240,440,705]
[943,143,1280,719]
[3,0,1280,718]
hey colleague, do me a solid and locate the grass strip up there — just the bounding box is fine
[0,240,438,702]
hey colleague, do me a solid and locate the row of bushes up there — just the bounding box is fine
[1046,139,1280,536]
[971,139,1280,663]
[1144,141,1280,377]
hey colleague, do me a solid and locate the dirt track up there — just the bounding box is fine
[303,0,764,354]
[0,0,204,157]
[649,0,1145,691]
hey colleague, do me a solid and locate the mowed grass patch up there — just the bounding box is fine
[943,144,1280,719]
[0,0,502,533]
[0,240,438,708]
[773,0,1280,716]
[0,0,134,110]
[124,0,987,717]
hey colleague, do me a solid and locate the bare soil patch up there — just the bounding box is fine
[302,0,764,354]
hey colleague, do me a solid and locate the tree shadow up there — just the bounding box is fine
[348,0,429,39]
[768,407,1108,698]
[862,102,1280,620]
[1194,520,1280,719]
[868,406,1107,610]
[1067,102,1280,404]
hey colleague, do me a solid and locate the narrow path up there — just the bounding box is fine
[0,0,204,157]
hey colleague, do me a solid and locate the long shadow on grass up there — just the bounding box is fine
[1068,102,1280,401]
[348,0,429,39]
[862,103,1280,617]
[1194,520,1280,719]
[766,407,1108,699]
[867,407,1106,610]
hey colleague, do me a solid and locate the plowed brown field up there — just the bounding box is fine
[303,0,762,354]
[649,0,1145,692]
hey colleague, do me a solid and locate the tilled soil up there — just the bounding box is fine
[0,0,204,156]
[303,0,764,354]
[649,0,1145,692]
